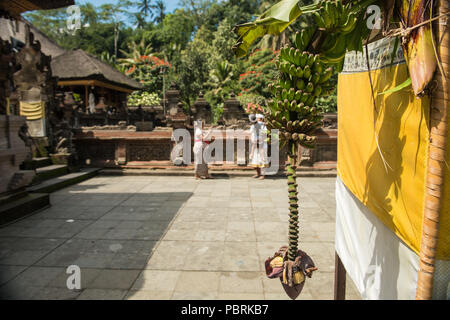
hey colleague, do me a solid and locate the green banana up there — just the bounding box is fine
[296,79,305,90]
[303,65,311,79]
[306,54,315,67]
[288,47,296,64]
[313,11,326,29]
[294,49,301,65]
[314,84,322,97]
[288,88,295,101]
[300,92,309,104]
[313,61,323,75]
[289,101,297,112]
[311,72,320,85]
[340,12,357,34]
[296,66,304,78]
[319,67,333,83]
[288,64,297,78]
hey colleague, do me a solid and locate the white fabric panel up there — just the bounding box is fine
[335,177,420,299]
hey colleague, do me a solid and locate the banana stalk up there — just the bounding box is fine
[397,0,437,96]
[287,141,299,261]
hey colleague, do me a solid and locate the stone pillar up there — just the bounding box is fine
[165,82,181,117]
[164,83,188,129]
[220,92,246,126]
[192,92,211,124]
[298,113,337,168]
[115,140,127,165]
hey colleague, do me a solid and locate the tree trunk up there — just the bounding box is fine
[416,0,449,300]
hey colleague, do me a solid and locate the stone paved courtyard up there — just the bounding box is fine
[0,175,360,300]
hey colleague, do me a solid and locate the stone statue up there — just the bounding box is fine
[88,92,96,114]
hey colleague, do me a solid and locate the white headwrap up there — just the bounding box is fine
[256,114,264,120]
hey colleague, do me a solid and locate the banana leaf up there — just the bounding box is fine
[232,0,317,58]
[377,77,412,95]
[397,0,437,96]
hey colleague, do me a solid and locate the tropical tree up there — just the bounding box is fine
[150,0,166,24]
[137,0,152,17]
[209,62,234,95]
[119,38,153,60]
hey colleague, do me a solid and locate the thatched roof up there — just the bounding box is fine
[0,0,74,19]
[51,49,142,91]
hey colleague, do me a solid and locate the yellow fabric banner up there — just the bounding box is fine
[337,63,431,257]
[20,101,45,121]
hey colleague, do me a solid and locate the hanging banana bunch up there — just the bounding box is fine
[233,0,381,300]
[262,27,341,299]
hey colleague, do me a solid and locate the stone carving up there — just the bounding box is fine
[0,37,16,115]
[0,115,35,194]
[322,113,337,129]
[13,26,53,138]
[53,122,73,154]
[18,122,32,148]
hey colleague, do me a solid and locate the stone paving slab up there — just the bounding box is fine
[0,175,361,300]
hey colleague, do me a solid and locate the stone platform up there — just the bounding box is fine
[0,175,359,300]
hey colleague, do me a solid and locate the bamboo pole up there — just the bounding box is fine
[416,0,449,300]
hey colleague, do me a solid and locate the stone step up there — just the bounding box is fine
[34,164,69,182]
[32,157,53,169]
[27,168,100,194]
[100,168,337,178]
[0,190,28,207]
[0,193,50,226]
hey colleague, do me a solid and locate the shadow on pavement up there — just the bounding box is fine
[0,190,192,299]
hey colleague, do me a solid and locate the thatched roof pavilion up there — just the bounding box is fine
[51,49,142,113]
[52,49,142,93]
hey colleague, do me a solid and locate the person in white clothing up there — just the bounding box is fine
[249,114,268,180]
[193,120,213,180]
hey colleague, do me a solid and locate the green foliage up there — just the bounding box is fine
[176,27,212,106]
[238,49,278,100]
[315,73,337,113]
[237,93,267,109]
[25,0,293,116]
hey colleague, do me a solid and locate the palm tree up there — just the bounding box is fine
[209,61,234,95]
[100,51,116,66]
[138,0,152,17]
[150,0,166,24]
[132,12,147,29]
[119,38,153,61]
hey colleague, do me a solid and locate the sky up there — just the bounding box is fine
[77,0,181,14]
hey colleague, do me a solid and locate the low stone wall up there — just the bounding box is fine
[73,125,336,170]
[73,129,173,167]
